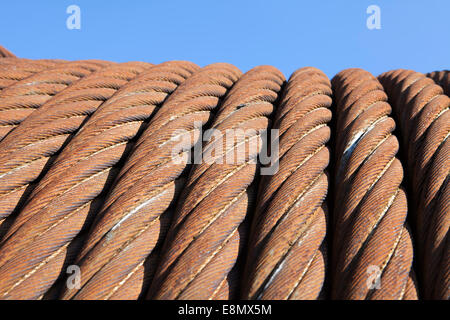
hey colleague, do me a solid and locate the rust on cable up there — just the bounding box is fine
[427,70,450,96]
[149,65,285,300]
[0,58,64,91]
[0,60,111,140]
[0,62,151,299]
[60,63,241,300]
[242,67,332,300]
[0,45,16,58]
[331,68,417,300]
[379,70,449,300]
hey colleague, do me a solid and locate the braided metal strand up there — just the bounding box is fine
[242,67,332,300]
[60,63,241,300]
[0,62,152,300]
[379,70,449,300]
[0,60,111,140]
[331,68,417,300]
[427,70,450,96]
[150,65,285,300]
[0,45,15,58]
[0,58,63,91]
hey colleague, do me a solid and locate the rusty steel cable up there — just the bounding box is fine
[59,63,241,300]
[0,61,145,236]
[149,65,285,300]
[0,61,199,300]
[379,70,449,300]
[427,70,450,96]
[0,60,111,141]
[0,62,153,300]
[0,58,64,91]
[0,45,15,58]
[242,67,332,300]
[331,68,417,300]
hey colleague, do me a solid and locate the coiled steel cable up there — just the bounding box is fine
[427,70,450,96]
[0,61,196,300]
[0,45,15,58]
[0,62,151,299]
[60,63,241,300]
[242,67,332,300]
[0,60,111,140]
[379,70,449,300]
[331,68,417,300]
[0,58,63,91]
[0,61,145,236]
[149,65,285,300]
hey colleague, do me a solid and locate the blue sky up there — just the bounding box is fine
[1,1,448,79]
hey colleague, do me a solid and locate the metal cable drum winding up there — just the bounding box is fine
[60,63,241,300]
[0,45,15,58]
[0,58,64,91]
[331,68,417,300]
[0,60,118,235]
[427,70,450,96]
[242,67,332,300]
[0,62,152,299]
[0,61,197,299]
[0,60,111,141]
[379,70,449,300]
[149,65,285,300]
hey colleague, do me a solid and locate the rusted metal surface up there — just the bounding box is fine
[0,45,15,58]
[379,70,449,300]
[331,68,417,300]
[427,70,450,96]
[0,58,63,91]
[60,63,241,300]
[242,67,331,300]
[0,60,111,140]
[0,62,151,299]
[149,65,285,300]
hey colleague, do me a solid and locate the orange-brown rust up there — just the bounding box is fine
[243,67,331,300]
[149,66,285,300]
[60,63,241,300]
[379,70,449,300]
[331,68,417,300]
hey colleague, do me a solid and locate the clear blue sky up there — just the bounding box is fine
[1,0,448,79]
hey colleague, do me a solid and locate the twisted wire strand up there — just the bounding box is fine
[0,62,152,299]
[242,67,332,300]
[331,68,417,300]
[0,45,15,58]
[59,63,241,300]
[379,70,449,300]
[0,61,195,299]
[427,70,450,96]
[149,65,285,300]
[0,60,111,141]
[0,58,64,91]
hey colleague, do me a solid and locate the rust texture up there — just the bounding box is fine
[149,66,285,300]
[379,70,449,300]
[0,60,111,140]
[60,63,241,300]
[242,67,331,300]
[0,53,448,300]
[427,70,450,96]
[0,45,16,58]
[0,62,152,299]
[331,68,417,300]
[0,58,63,91]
